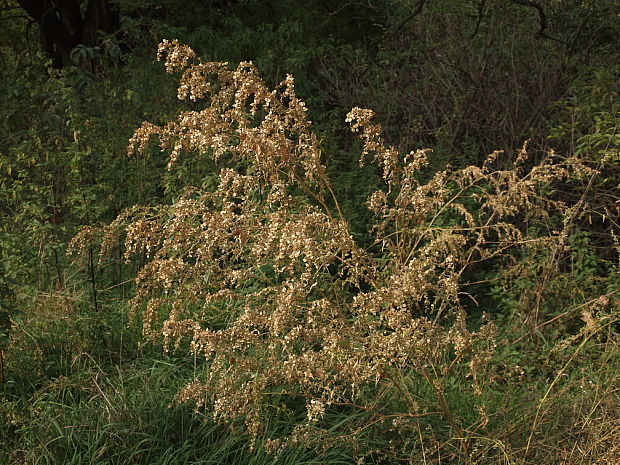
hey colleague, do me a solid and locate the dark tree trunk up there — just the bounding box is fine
[17,0,120,68]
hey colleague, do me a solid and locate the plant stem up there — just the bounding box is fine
[89,244,99,313]
[421,367,461,435]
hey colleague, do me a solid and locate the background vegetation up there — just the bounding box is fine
[0,1,618,464]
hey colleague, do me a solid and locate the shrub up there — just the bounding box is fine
[71,40,612,461]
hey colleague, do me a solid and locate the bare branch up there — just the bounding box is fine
[470,0,487,39]
[0,13,28,20]
[508,0,568,44]
[392,0,427,34]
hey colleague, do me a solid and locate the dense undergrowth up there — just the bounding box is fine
[1,1,619,464]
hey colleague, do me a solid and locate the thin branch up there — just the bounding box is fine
[392,0,427,34]
[325,1,357,17]
[470,0,487,39]
[508,0,568,44]
[0,2,22,11]
[511,289,619,345]
[0,13,28,21]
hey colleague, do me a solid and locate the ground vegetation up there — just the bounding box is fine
[1,1,618,464]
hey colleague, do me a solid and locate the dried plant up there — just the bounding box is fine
[70,40,594,456]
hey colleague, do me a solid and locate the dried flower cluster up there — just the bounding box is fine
[71,40,592,452]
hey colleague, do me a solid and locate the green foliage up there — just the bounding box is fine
[550,64,620,159]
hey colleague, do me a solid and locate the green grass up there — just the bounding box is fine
[1,297,618,465]
[1,334,356,465]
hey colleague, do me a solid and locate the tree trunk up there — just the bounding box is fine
[17,0,120,68]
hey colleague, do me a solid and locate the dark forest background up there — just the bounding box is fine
[1,1,619,464]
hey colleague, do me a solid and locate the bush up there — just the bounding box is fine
[65,41,620,464]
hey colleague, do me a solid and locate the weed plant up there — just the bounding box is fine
[64,41,620,464]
